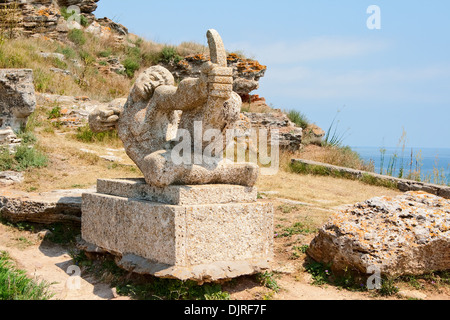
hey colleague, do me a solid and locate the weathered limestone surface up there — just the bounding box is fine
[240,112,303,151]
[81,179,274,282]
[0,188,95,224]
[0,69,36,131]
[308,191,450,277]
[97,178,257,206]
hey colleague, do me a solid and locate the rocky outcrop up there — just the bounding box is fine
[0,0,123,40]
[0,69,36,132]
[235,111,303,151]
[308,191,450,277]
[162,53,267,101]
[0,0,64,39]
[0,188,95,224]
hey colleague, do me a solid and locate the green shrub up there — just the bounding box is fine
[304,261,331,286]
[13,144,48,171]
[122,57,141,78]
[0,147,14,171]
[68,29,86,46]
[17,131,37,145]
[97,49,112,58]
[58,46,77,59]
[159,46,183,64]
[80,15,89,27]
[47,106,61,119]
[378,277,399,296]
[121,46,142,78]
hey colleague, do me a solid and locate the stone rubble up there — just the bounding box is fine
[0,69,36,132]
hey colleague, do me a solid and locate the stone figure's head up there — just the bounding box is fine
[132,65,175,102]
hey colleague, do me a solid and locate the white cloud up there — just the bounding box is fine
[228,36,389,65]
[259,64,450,103]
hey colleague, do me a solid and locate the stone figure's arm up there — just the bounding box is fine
[153,63,233,112]
[152,77,208,112]
[89,98,126,133]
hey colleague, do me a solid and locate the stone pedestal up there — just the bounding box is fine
[81,178,274,282]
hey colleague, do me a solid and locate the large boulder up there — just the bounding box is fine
[308,191,450,277]
[0,69,36,132]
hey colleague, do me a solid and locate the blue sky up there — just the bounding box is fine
[96,0,450,149]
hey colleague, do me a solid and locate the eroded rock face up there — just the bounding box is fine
[0,69,36,132]
[308,191,450,277]
[236,111,303,151]
[0,0,101,39]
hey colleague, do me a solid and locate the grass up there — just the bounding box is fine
[0,251,53,300]
[68,29,86,46]
[70,250,231,300]
[0,30,207,101]
[0,143,48,172]
[256,272,280,293]
[276,221,316,238]
[286,110,309,130]
[73,124,121,146]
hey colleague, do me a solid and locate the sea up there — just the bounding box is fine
[351,146,450,185]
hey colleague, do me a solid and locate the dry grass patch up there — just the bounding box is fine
[256,170,401,208]
[15,131,140,193]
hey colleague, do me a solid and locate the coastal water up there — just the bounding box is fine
[352,146,450,185]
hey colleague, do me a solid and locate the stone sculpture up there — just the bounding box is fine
[82,30,274,282]
[90,29,259,187]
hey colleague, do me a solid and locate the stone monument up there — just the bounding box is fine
[82,30,274,282]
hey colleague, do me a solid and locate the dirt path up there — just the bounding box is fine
[0,224,122,300]
[0,222,380,301]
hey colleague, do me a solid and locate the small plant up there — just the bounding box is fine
[57,46,77,60]
[257,272,280,292]
[159,46,183,64]
[68,29,86,46]
[13,144,48,171]
[287,110,309,130]
[304,261,331,286]
[98,49,112,58]
[322,109,350,147]
[47,106,61,119]
[278,222,315,237]
[377,277,399,296]
[0,147,14,171]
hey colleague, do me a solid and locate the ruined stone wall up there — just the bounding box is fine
[0,0,99,39]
